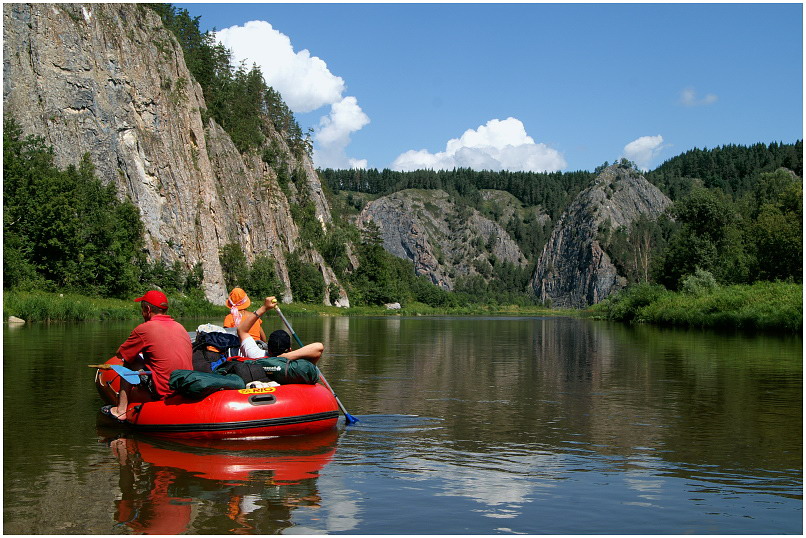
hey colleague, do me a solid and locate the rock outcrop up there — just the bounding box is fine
[358,189,529,290]
[530,165,672,308]
[3,3,347,305]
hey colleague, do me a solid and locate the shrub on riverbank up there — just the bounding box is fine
[588,280,802,331]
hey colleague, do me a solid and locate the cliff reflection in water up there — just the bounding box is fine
[103,429,339,534]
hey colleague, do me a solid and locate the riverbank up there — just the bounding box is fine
[585,281,803,332]
[4,283,802,332]
[1,290,567,323]
[2,290,226,322]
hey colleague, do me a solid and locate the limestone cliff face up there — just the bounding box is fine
[3,3,347,306]
[530,165,672,308]
[358,189,528,290]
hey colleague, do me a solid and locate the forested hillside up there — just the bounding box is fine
[646,141,803,199]
[323,144,802,306]
[320,167,595,220]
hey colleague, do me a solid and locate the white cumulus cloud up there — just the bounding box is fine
[314,96,370,169]
[623,135,665,171]
[391,118,566,172]
[680,87,718,107]
[214,20,368,168]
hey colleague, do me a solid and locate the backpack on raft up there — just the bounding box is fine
[214,359,270,383]
[253,356,319,385]
[191,330,241,373]
[213,356,319,385]
[168,369,246,399]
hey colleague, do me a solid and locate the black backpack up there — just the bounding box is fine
[192,331,241,373]
[214,359,270,383]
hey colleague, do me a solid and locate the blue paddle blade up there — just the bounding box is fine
[344,413,360,424]
[110,365,145,384]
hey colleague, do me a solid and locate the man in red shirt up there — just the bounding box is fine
[103,290,192,420]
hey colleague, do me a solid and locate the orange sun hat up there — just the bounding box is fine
[226,288,251,310]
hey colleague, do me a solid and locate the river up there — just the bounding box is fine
[3,315,802,534]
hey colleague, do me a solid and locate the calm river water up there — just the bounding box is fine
[3,315,802,534]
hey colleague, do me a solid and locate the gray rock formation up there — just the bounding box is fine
[3,3,347,306]
[358,189,528,290]
[531,165,672,308]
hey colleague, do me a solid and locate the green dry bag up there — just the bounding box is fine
[169,369,246,398]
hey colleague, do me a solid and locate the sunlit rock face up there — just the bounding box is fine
[358,189,530,291]
[531,165,672,308]
[3,3,346,305]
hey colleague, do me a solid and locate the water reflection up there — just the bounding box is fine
[4,317,801,534]
[100,429,338,534]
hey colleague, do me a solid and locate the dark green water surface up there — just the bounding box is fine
[3,316,802,534]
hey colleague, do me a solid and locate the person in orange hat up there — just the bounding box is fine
[223,288,267,343]
[102,290,192,421]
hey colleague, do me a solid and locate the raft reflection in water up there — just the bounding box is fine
[104,428,339,534]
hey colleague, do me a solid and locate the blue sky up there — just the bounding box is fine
[181,3,803,173]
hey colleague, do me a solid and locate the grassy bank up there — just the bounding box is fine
[6,284,800,332]
[2,290,227,322]
[586,281,803,332]
[3,290,567,323]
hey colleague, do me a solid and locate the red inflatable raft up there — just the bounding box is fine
[95,357,340,439]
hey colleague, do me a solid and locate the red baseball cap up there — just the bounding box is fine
[134,290,169,309]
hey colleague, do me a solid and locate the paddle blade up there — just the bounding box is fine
[110,365,143,384]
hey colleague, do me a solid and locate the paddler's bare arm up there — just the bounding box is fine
[237,296,277,341]
[280,342,324,364]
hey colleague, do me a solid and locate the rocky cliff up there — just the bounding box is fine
[530,165,672,308]
[3,3,348,305]
[357,189,529,290]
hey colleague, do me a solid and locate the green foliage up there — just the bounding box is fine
[598,215,675,285]
[219,243,250,288]
[639,281,802,331]
[647,141,803,199]
[656,186,751,288]
[347,222,398,305]
[3,290,132,321]
[319,167,595,221]
[454,260,537,306]
[3,119,145,297]
[139,259,205,295]
[748,169,802,281]
[186,262,204,291]
[3,289,224,322]
[319,227,352,277]
[245,255,283,299]
[656,164,802,289]
[287,251,324,303]
[218,244,284,300]
[680,268,718,296]
[592,283,670,323]
[505,215,552,260]
[291,201,323,247]
[589,281,801,331]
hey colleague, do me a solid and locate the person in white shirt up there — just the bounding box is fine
[237,296,324,362]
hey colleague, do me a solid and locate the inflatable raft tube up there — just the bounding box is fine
[95,358,339,439]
